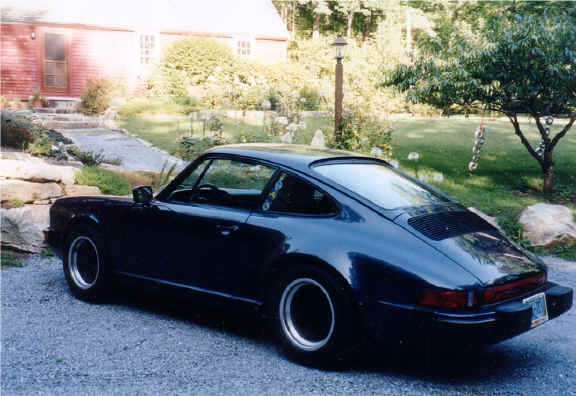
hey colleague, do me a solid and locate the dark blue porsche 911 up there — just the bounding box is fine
[46,144,572,364]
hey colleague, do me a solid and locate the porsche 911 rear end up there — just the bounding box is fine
[313,159,573,348]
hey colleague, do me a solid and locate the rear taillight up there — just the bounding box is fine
[482,272,546,305]
[420,289,477,309]
[420,272,547,310]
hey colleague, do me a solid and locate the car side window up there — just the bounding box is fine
[172,159,275,210]
[263,173,337,215]
[176,160,209,190]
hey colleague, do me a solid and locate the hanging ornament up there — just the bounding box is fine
[468,125,486,172]
[535,116,553,157]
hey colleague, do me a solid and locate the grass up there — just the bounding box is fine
[392,118,576,219]
[75,166,159,196]
[75,166,132,195]
[1,252,25,268]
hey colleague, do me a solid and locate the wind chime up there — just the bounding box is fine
[468,112,487,172]
[535,116,554,157]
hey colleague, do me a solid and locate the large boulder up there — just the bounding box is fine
[1,205,50,253]
[519,203,576,248]
[0,180,62,207]
[0,158,77,184]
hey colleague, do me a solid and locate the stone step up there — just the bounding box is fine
[39,120,105,129]
[33,108,77,114]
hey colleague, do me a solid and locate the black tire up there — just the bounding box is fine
[270,264,361,366]
[63,223,110,302]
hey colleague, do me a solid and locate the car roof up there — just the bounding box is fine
[206,143,372,173]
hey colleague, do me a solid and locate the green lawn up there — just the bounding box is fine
[116,114,576,256]
[393,118,576,223]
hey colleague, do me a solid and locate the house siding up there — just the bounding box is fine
[1,24,41,100]
[1,24,288,100]
[1,24,139,100]
[254,38,287,64]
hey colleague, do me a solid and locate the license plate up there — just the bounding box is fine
[523,292,548,327]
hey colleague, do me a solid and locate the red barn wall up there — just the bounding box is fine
[1,24,287,101]
[1,24,139,100]
[1,24,41,101]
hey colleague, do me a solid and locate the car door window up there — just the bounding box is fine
[263,173,337,215]
[186,159,275,210]
[168,159,210,202]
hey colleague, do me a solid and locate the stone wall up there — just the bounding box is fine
[0,152,101,253]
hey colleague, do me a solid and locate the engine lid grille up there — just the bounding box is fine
[407,211,496,241]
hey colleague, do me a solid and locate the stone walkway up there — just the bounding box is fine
[59,128,185,172]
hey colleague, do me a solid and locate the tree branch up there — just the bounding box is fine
[534,115,551,145]
[550,116,576,150]
[507,113,545,166]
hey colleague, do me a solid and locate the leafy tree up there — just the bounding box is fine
[384,11,576,193]
[299,0,332,40]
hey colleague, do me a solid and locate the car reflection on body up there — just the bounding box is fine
[45,144,573,365]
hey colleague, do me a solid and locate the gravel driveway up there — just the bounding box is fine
[2,255,575,396]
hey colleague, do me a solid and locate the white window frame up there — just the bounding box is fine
[137,32,159,67]
[234,37,254,58]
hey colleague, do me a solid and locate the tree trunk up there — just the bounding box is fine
[312,13,320,40]
[346,12,354,38]
[363,12,372,42]
[406,7,412,54]
[291,1,296,34]
[542,152,554,193]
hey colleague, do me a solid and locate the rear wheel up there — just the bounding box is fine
[271,265,361,365]
[63,224,110,302]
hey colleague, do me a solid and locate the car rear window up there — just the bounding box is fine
[313,162,449,210]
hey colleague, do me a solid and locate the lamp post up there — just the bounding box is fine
[332,35,347,145]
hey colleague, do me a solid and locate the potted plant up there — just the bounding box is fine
[9,98,21,110]
[31,89,44,108]
[0,96,6,109]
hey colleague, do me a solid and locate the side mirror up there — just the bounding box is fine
[132,186,153,204]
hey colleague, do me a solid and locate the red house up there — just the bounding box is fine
[1,0,289,103]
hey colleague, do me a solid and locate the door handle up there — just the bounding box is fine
[216,224,239,236]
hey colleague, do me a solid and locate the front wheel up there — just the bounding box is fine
[63,224,110,302]
[271,265,361,365]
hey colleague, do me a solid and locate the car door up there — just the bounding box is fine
[120,156,276,299]
[239,172,340,300]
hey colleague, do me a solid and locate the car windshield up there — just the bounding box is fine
[313,162,449,210]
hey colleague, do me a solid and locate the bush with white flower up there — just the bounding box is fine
[330,103,393,159]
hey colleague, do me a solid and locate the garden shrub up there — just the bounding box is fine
[67,146,105,166]
[298,86,321,110]
[177,135,229,161]
[80,79,114,115]
[329,104,393,158]
[26,136,52,156]
[1,112,33,148]
[75,166,131,195]
[152,38,236,98]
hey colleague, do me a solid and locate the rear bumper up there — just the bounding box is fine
[44,227,64,259]
[366,283,573,345]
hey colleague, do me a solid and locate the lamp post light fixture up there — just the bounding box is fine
[332,34,347,145]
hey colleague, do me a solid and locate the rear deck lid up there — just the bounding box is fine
[394,206,545,286]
